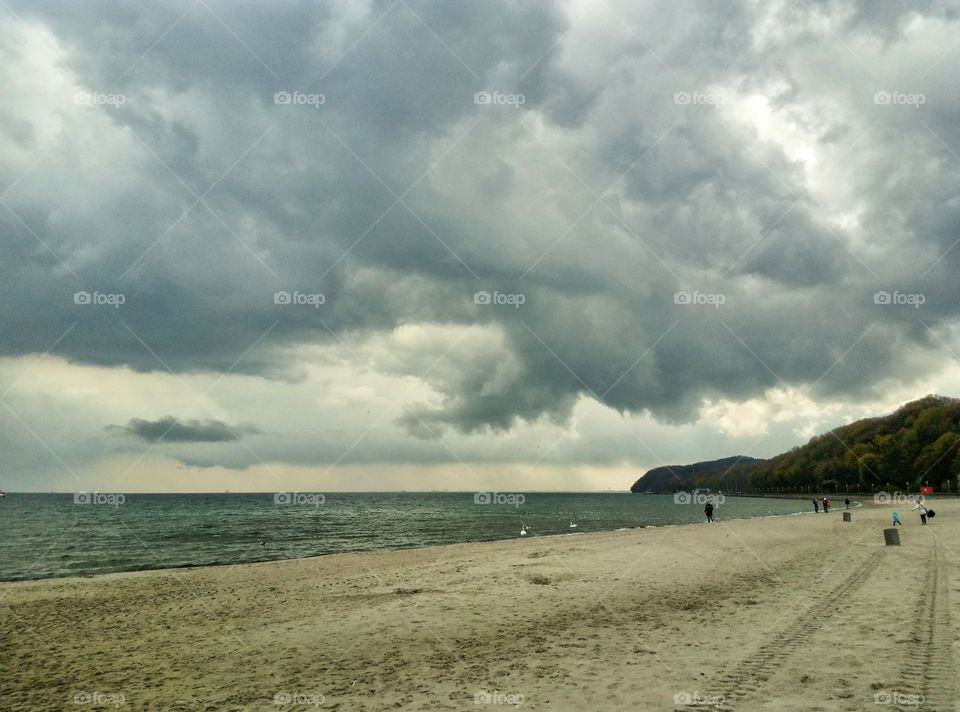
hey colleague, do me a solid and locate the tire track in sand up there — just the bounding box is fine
[676,548,885,711]
[892,540,954,712]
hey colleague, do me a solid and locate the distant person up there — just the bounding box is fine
[892,511,902,526]
[812,498,819,513]
[844,497,850,509]
[705,502,714,523]
[912,497,928,525]
[822,497,829,513]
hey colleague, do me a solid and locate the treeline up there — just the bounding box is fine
[632,395,960,493]
[631,456,760,492]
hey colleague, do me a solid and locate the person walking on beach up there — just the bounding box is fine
[844,497,850,509]
[892,511,902,526]
[704,501,714,523]
[812,498,819,513]
[822,497,829,513]
[912,497,928,525]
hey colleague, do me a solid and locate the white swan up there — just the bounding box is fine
[520,525,528,536]
[569,521,578,528]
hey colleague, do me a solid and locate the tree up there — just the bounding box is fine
[915,432,960,488]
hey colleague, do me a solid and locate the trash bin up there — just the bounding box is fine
[843,512,851,522]
[883,528,900,546]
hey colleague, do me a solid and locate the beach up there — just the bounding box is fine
[2,501,958,711]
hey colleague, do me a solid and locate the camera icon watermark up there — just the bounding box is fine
[873,90,925,108]
[673,290,725,308]
[474,91,525,108]
[873,491,915,505]
[474,492,526,508]
[274,291,325,308]
[74,291,126,308]
[74,492,126,508]
[673,690,724,706]
[873,290,925,308]
[474,690,525,705]
[74,91,127,107]
[274,492,325,507]
[273,91,325,108]
[673,492,724,506]
[673,91,725,106]
[473,290,525,308]
[874,690,924,706]
[274,691,325,706]
[73,691,125,706]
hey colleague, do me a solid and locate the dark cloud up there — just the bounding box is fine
[108,416,258,443]
[1,0,959,453]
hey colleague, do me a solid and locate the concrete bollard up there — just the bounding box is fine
[883,528,900,546]
[843,512,851,522]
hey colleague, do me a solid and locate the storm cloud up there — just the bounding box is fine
[1,0,959,487]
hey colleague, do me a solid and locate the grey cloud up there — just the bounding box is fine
[1,0,960,457]
[108,416,259,443]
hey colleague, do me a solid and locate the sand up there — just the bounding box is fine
[2,500,959,711]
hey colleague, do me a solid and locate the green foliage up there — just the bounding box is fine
[632,395,960,492]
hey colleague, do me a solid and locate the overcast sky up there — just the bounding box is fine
[1,0,959,492]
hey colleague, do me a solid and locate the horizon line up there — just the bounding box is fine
[0,489,632,495]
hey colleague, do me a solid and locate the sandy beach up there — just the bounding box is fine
[3,500,959,711]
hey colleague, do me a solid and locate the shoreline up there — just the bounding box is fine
[0,494,823,586]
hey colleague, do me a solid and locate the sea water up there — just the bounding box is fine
[0,492,811,581]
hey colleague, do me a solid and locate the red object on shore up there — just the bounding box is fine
[920,486,934,495]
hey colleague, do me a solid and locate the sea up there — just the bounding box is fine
[0,492,812,582]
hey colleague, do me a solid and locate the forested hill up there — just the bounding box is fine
[631,395,960,493]
[630,456,762,492]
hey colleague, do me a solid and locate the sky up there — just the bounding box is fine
[1,0,959,493]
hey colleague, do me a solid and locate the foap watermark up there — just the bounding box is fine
[874,491,919,506]
[474,491,526,508]
[474,290,525,308]
[274,91,325,108]
[474,91,525,108]
[674,492,725,506]
[274,691,325,707]
[874,91,925,108]
[274,291,325,308]
[874,291,924,309]
[274,492,325,507]
[674,90,725,106]
[674,290,725,308]
[74,291,125,308]
[874,690,924,706]
[673,691,725,707]
[474,690,525,705]
[74,492,125,508]
[73,691,125,706]
[74,91,127,107]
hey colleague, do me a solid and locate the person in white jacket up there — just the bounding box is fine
[912,497,928,525]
